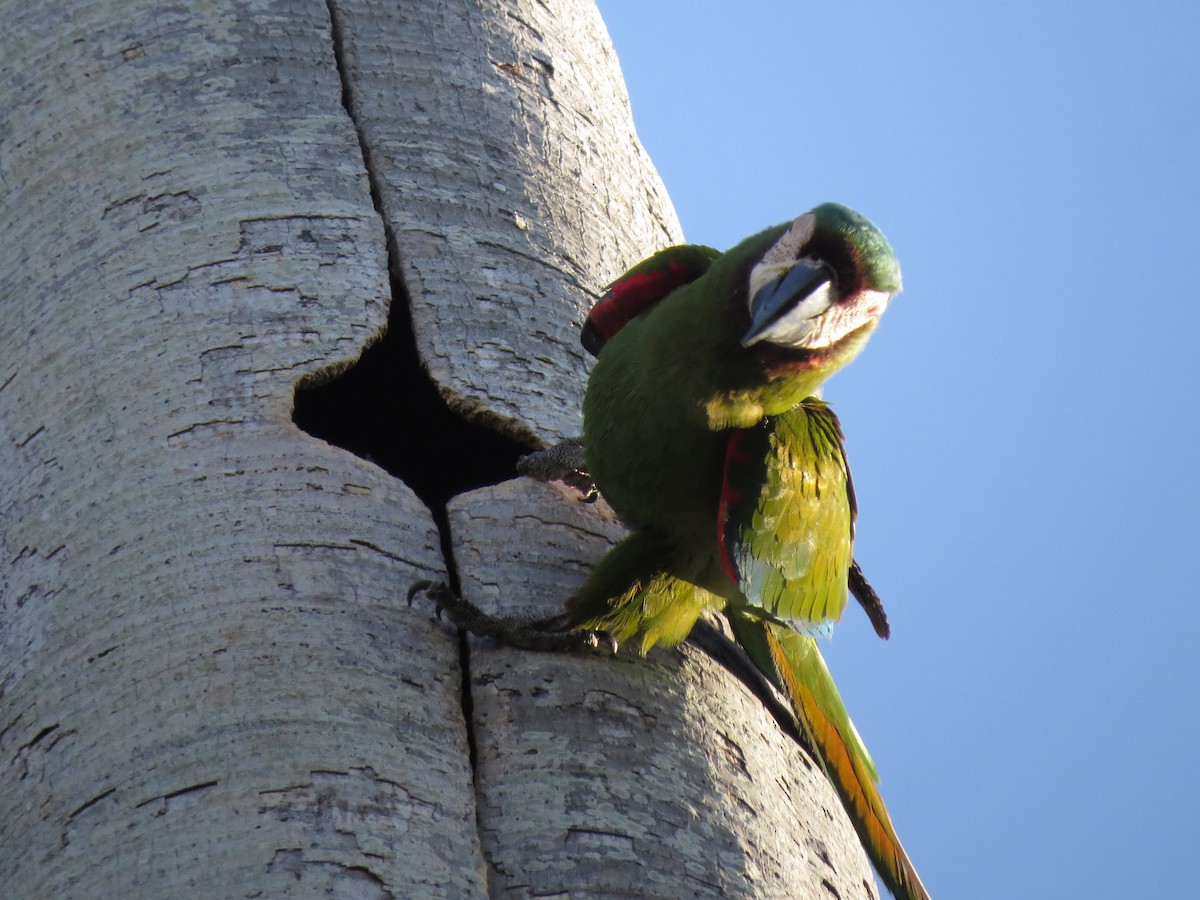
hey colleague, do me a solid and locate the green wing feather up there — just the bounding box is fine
[719,398,854,633]
[562,529,723,654]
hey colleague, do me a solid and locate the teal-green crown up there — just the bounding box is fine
[811,202,902,295]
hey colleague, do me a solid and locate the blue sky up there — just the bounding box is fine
[595,2,1199,896]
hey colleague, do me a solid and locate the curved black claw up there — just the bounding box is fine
[407,579,492,628]
[521,626,617,655]
[565,473,599,503]
[407,579,453,614]
[517,438,597,501]
[407,581,617,654]
[586,630,620,655]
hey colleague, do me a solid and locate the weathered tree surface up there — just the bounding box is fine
[449,480,879,897]
[331,0,680,443]
[1,0,878,897]
[0,1,479,896]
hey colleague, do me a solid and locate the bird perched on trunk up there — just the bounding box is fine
[422,202,930,900]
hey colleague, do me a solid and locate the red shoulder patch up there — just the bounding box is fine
[717,427,756,583]
[583,246,718,356]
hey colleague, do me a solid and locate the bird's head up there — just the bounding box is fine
[739,202,901,371]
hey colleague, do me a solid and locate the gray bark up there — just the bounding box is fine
[0,1,478,896]
[448,481,879,898]
[331,0,680,444]
[0,1,877,897]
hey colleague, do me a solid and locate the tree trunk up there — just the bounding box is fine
[0,1,877,897]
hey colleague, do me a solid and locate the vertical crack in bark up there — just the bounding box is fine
[300,2,527,508]
[297,0,513,858]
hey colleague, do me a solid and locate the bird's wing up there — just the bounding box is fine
[717,398,854,634]
[582,244,719,355]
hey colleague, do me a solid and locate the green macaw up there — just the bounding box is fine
[421,203,928,898]
[575,202,926,900]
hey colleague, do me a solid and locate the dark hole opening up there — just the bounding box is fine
[292,283,528,513]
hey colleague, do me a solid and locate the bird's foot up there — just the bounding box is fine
[407,580,617,654]
[516,438,597,501]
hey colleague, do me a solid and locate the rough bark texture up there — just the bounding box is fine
[449,480,879,898]
[0,1,481,896]
[1,0,879,897]
[331,0,681,444]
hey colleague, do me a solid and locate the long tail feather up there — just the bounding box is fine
[731,613,930,900]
